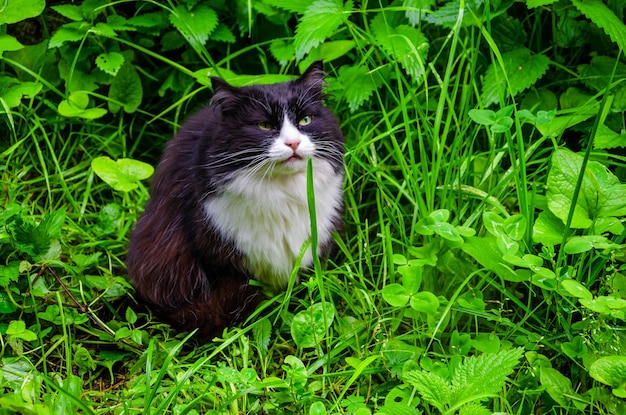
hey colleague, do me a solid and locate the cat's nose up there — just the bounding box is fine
[285,139,300,151]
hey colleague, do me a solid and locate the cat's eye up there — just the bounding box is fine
[298,115,313,126]
[258,122,273,130]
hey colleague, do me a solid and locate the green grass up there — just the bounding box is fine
[2,1,626,414]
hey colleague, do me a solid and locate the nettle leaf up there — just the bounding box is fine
[547,148,626,229]
[51,4,84,21]
[572,0,626,53]
[108,63,142,113]
[481,48,550,106]
[48,22,90,49]
[92,156,154,192]
[451,348,523,404]
[253,319,272,355]
[270,39,296,66]
[95,52,125,76]
[594,124,626,150]
[290,301,336,348]
[294,0,353,60]
[335,64,378,111]
[403,369,451,412]
[403,0,435,26]
[0,0,45,25]
[264,0,311,13]
[169,5,218,50]
[371,14,429,82]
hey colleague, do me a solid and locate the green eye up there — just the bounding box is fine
[258,122,273,130]
[298,115,313,126]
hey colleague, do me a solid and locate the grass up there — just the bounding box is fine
[2,1,626,414]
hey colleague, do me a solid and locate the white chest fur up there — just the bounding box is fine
[203,158,343,288]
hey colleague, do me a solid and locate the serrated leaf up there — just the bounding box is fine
[526,0,558,7]
[594,124,626,150]
[169,5,218,50]
[10,218,50,259]
[38,209,66,239]
[108,63,142,113]
[403,0,434,26]
[211,24,236,43]
[451,348,523,403]
[0,0,45,25]
[264,0,311,13]
[403,369,451,412]
[51,4,84,21]
[270,39,296,66]
[481,48,550,106]
[371,14,429,82]
[48,22,89,49]
[92,156,154,192]
[572,0,626,53]
[95,52,125,76]
[336,64,378,111]
[294,0,352,60]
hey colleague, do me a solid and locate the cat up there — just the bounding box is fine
[126,61,345,340]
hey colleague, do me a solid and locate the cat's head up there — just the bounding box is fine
[202,61,344,185]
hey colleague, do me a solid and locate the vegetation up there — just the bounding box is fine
[1,0,626,413]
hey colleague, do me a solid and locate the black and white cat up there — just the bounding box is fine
[126,61,344,339]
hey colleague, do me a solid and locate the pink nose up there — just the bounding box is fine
[285,140,300,151]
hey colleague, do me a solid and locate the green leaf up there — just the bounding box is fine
[291,302,336,348]
[6,320,38,341]
[403,369,451,412]
[461,236,527,282]
[270,39,295,66]
[48,22,89,49]
[540,367,582,408]
[409,291,439,313]
[294,0,352,60]
[0,292,17,314]
[589,356,626,392]
[481,48,550,106]
[371,14,429,82]
[169,5,218,50]
[547,148,626,229]
[0,78,42,108]
[264,0,311,13]
[51,4,84,21]
[95,52,125,76]
[382,283,410,307]
[0,262,20,288]
[92,156,154,192]
[0,34,24,53]
[335,64,378,111]
[0,0,45,25]
[560,279,593,300]
[561,336,588,359]
[403,0,434,25]
[468,109,497,126]
[451,348,523,404]
[58,91,107,119]
[309,401,326,415]
[108,63,143,113]
[253,319,272,355]
[532,210,565,245]
[572,0,626,53]
[594,124,626,150]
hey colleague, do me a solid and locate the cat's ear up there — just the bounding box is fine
[298,60,326,95]
[210,77,240,111]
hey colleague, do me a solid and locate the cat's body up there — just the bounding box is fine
[126,62,344,339]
